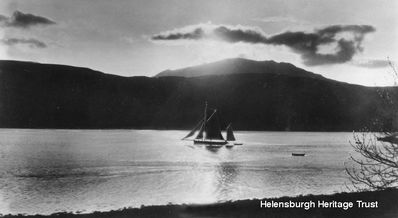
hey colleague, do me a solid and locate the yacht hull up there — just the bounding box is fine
[193,139,228,146]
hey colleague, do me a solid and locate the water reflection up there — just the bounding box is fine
[215,162,239,199]
[190,145,240,202]
[205,146,221,153]
[0,129,354,215]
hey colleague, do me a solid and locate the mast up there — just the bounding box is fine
[196,110,216,139]
[203,101,207,140]
[187,102,226,141]
[196,122,204,139]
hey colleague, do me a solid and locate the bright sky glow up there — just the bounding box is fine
[0,0,397,86]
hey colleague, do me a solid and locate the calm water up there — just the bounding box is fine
[0,129,359,215]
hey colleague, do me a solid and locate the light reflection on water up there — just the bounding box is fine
[0,129,358,215]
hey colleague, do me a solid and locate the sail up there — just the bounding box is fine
[195,122,205,139]
[196,110,217,140]
[226,123,236,141]
[185,103,230,142]
[204,110,224,140]
[182,120,203,139]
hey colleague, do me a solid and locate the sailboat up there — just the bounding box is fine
[225,123,242,147]
[182,103,241,148]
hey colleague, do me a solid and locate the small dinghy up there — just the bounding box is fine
[292,153,305,156]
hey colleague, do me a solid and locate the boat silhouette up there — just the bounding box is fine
[182,103,241,148]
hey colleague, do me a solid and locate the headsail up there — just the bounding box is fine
[182,120,203,140]
[226,123,236,141]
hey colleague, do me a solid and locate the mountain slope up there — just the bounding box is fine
[0,59,396,130]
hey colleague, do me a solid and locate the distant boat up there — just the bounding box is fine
[292,153,305,156]
[182,103,241,148]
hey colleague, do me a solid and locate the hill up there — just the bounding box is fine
[0,59,396,130]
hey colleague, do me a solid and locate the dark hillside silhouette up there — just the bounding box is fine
[0,59,396,130]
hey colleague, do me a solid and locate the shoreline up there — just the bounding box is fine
[0,128,368,133]
[3,189,398,218]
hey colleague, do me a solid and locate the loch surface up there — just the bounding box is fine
[0,129,358,215]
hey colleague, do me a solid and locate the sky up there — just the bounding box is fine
[0,0,397,86]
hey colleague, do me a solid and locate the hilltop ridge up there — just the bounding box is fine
[155,58,326,80]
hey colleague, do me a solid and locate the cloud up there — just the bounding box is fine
[152,24,267,43]
[266,25,375,66]
[152,27,205,40]
[212,26,267,43]
[152,24,375,66]
[0,10,56,28]
[1,37,47,48]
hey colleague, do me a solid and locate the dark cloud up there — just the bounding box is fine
[212,26,267,43]
[152,24,375,66]
[266,25,375,65]
[316,25,375,40]
[2,38,47,48]
[0,10,56,28]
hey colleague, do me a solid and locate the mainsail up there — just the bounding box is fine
[196,122,204,139]
[204,109,224,140]
[226,123,236,141]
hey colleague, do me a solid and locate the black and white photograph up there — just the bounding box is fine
[0,0,397,217]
